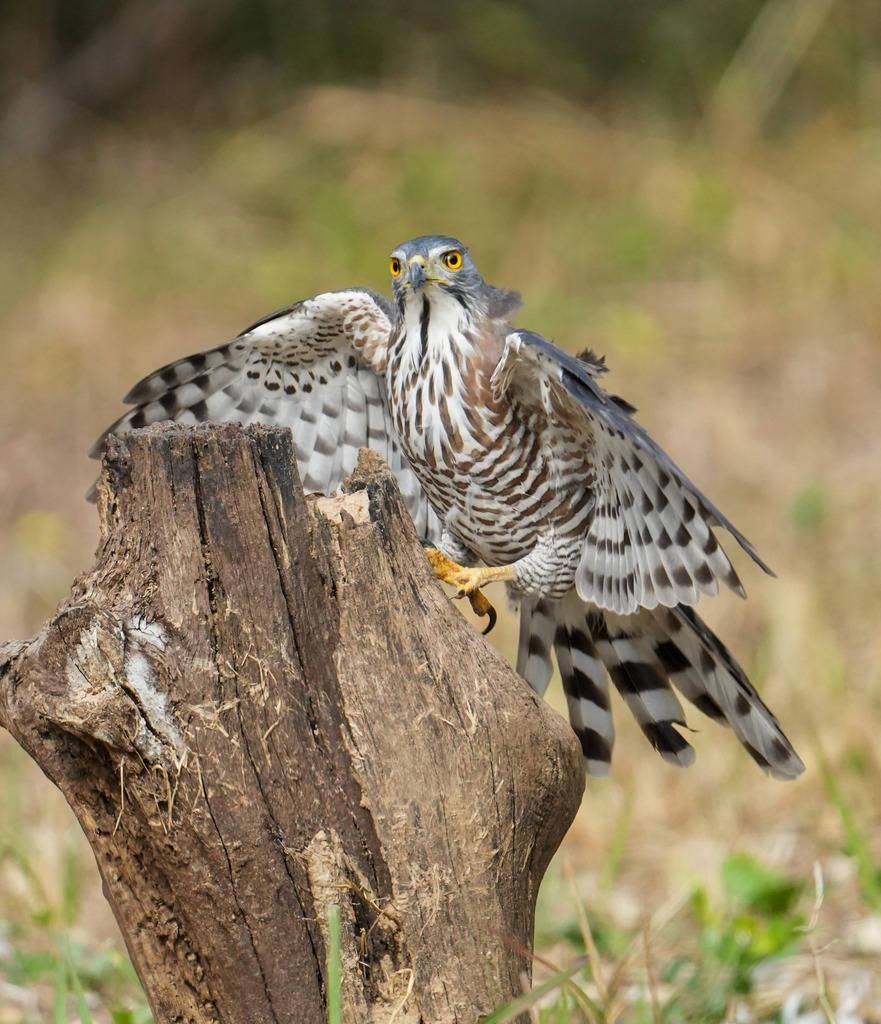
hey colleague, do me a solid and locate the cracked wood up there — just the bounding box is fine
[0,423,583,1024]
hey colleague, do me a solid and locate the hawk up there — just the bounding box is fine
[92,234,804,780]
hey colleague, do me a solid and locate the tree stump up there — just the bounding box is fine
[0,424,583,1023]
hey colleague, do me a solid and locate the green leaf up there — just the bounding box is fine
[6,948,58,984]
[722,853,802,916]
[111,1008,153,1024]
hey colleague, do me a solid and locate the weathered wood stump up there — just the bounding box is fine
[0,424,583,1023]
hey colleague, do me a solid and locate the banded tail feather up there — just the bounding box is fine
[552,597,615,776]
[590,610,696,768]
[516,597,557,697]
[650,605,804,780]
[529,592,803,779]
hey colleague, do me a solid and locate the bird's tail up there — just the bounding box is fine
[518,591,804,780]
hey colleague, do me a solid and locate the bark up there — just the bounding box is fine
[0,423,583,1024]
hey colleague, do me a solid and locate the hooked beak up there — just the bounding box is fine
[408,257,427,290]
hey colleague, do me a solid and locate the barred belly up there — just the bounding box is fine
[387,315,594,572]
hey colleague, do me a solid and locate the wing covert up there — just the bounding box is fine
[90,288,442,542]
[491,329,772,615]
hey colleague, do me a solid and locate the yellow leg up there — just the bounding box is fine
[424,549,516,635]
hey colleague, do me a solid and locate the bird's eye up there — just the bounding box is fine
[389,257,402,278]
[442,250,463,271]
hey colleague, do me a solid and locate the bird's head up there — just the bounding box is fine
[388,235,484,309]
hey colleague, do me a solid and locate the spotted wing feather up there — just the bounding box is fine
[90,288,442,542]
[492,330,772,615]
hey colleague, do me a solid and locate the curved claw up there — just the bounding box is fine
[468,589,498,636]
[424,548,499,635]
[481,605,497,636]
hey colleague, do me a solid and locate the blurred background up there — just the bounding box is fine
[1,1,880,1020]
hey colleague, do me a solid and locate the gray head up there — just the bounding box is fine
[388,234,484,304]
[387,235,522,321]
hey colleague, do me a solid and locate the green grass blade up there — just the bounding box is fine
[63,939,95,1024]
[71,972,96,1024]
[61,840,83,927]
[326,905,342,1024]
[818,749,881,909]
[481,960,587,1024]
[52,952,68,1024]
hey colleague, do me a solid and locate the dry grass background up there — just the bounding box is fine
[1,87,880,1020]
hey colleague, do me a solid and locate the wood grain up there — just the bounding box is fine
[0,423,583,1023]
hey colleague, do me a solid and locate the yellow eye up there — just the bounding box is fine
[389,257,402,278]
[442,250,463,271]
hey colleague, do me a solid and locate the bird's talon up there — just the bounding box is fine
[468,589,498,635]
[424,547,507,636]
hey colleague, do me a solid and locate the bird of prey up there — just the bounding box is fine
[91,234,804,780]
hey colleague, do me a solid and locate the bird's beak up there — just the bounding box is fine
[408,257,427,290]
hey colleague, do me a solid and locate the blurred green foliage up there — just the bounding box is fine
[2,3,881,1021]
[505,853,811,1022]
[788,482,829,532]
[819,751,881,910]
[4,0,881,138]
[670,854,805,1015]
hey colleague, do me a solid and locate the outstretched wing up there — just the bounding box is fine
[90,288,442,543]
[492,329,772,616]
